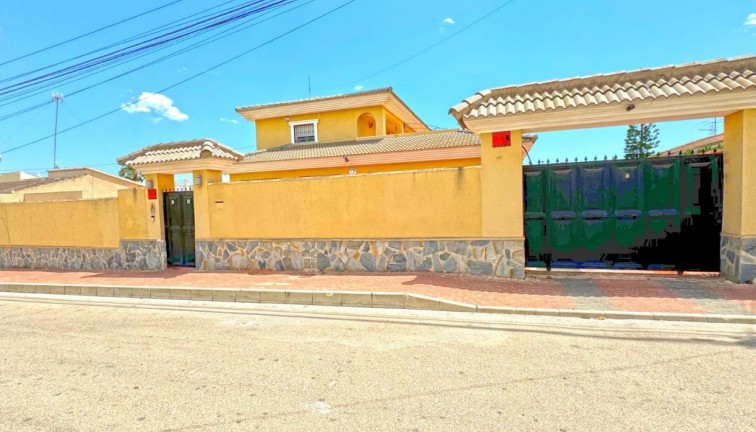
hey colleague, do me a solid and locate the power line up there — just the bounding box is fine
[0,0,358,155]
[0,0,285,94]
[0,0,251,105]
[0,0,254,86]
[0,162,120,173]
[319,0,516,92]
[0,0,185,67]
[0,0,309,122]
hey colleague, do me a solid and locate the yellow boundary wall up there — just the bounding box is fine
[0,198,121,248]
[205,166,483,239]
[0,188,151,249]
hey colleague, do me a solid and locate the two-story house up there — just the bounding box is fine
[119,87,536,181]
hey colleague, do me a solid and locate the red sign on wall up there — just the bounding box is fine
[147,188,158,200]
[492,131,511,148]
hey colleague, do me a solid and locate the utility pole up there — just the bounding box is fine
[52,92,64,169]
[698,118,721,136]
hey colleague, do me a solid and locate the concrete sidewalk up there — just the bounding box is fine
[0,268,753,322]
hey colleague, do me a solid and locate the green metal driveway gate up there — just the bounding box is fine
[524,154,723,271]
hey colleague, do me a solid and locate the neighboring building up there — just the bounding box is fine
[658,133,723,156]
[0,167,141,203]
[120,87,537,179]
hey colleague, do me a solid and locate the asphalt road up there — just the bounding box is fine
[0,293,754,432]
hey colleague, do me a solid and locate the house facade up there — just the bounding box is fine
[0,56,754,283]
[116,87,536,278]
[118,88,536,180]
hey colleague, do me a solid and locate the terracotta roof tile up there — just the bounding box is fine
[0,176,80,194]
[240,130,536,164]
[117,138,243,166]
[659,133,724,155]
[236,87,393,112]
[450,56,756,122]
[241,130,481,163]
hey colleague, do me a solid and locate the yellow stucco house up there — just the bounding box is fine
[119,87,536,180]
[0,167,141,203]
[2,55,753,283]
[114,87,538,277]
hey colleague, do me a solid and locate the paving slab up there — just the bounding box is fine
[79,286,98,296]
[0,268,753,323]
[312,292,341,306]
[341,292,372,308]
[259,290,286,304]
[212,290,236,302]
[286,291,313,305]
[190,289,213,301]
[235,290,260,303]
[150,288,172,300]
[371,292,406,309]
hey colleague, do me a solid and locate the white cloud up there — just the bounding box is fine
[354,85,364,91]
[746,13,756,26]
[443,17,455,25]
[220,117,238,124]
[121,92,188,121]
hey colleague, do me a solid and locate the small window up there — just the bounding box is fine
[293,123,315,143]
[289,119,319,144]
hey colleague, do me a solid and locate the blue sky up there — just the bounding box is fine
[0,0,754,175]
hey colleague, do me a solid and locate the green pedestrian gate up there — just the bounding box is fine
[164,191,195,267]
[523,154,723,271]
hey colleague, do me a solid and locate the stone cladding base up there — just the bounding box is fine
[196,239,525,278]
[0,240,166,271]
[721,235,756,283]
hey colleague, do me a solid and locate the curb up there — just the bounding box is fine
[0,282,753,324]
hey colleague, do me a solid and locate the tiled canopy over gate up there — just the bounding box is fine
[118,138,244,167]
[451,55,756,284]
[450,56,756,133]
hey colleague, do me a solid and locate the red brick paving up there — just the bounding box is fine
[0,268,752,315]
[709,286,756,314]
[590,279,707,314]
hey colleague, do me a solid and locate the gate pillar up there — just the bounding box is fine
[721,108,756,283]
[479,130,526,278]
[144,173,175,241]
[192,169,222,242]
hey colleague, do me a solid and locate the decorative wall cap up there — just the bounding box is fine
[450,55,756,127]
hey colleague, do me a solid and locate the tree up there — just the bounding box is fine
[118,165,144,183]
[624,123,660,159]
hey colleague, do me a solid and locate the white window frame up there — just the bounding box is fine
[289,119,319,144]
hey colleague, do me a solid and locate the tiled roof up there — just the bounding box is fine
[117,138,243,166]
[241,130,482,163]
[240,130,536,164]
[236,87,392,112]
[450,56,756,122]
[660,133,723,155]
[0,176,78,194]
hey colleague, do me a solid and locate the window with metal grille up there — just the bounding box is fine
[293,123,316,143]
